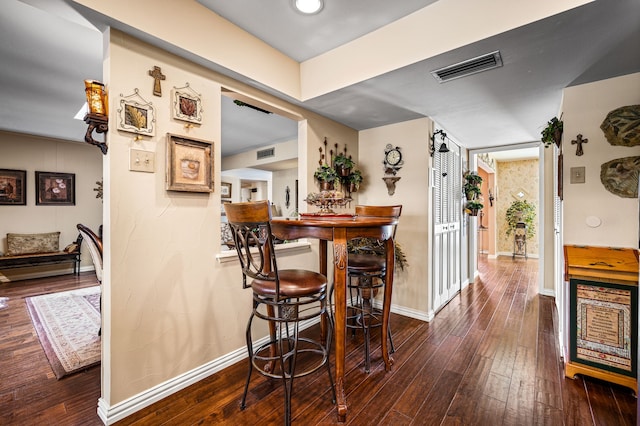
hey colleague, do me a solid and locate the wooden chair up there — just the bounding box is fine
[77,224,103,335]
[345,205,402,373]
[77,224,102,283]
[224,201,335,425]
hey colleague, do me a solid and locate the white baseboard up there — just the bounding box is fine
[98,316,321,424]
[97,305,428,424]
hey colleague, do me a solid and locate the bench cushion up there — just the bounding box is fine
[6,232,60,256]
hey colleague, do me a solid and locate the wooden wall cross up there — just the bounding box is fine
[148,66,166,97]
[571,134,588,156]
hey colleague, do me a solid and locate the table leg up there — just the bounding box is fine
[381,237,395,371]
[319,240,328,345]
[333,228,348,421]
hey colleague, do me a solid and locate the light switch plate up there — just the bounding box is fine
[130,149,155,173]
[570,166,585,184]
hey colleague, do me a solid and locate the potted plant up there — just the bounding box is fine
[314,164,339,190]
[505,200,536,239]
[346,169,363,192]
[541,117,563,148]
[465,200,484,216]
[333,153,355,177]
[463,170,483,201]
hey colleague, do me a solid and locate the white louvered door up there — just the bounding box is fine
[432,141,462,312]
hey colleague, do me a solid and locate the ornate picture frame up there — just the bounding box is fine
[220,182,232,199]
[172,83,203,125]
[166,134,213,193]
[117,88,155,136]
[35,171,75,205]
[0,168,26,205]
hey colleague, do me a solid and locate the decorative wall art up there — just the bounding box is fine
[166,134,213,193]
[571,134,588,156]
[117,89,155,136]
[0,169,26,205]
[220,182,232,199]
[35,171,75,206]
[172,83,203,125]
[600,156,640,198]
[600,105,640,147]
[148,66,166,97]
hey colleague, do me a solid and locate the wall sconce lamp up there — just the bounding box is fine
[429,129,451,157]
[84,80,109,155]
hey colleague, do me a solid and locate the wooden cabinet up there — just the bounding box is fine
[564,245,638,393]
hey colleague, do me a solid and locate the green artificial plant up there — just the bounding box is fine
[505,199,537,239]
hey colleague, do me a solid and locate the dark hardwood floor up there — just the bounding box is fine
[0,257,636,425]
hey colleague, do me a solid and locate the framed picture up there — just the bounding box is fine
[166,133,213,192]
[36,171,75,205]
[117,88,155,136]
[172,83,203,125]
[221,182,232,199]
[0,169,26,205]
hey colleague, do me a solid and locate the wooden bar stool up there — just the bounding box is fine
[225,201,336,425]
[339,205,402,373]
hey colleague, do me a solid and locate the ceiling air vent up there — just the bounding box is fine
[257,147,275,160]
[431,51,503,83]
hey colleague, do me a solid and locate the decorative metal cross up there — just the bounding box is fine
[571,134,588,156]
[148,66,166,97]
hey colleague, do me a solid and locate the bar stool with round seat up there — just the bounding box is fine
[224,200,336,425]
[344,204,402,373]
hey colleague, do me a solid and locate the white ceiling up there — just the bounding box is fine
[2,0,640,159]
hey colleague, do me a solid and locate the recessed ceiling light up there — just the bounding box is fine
[292,0,324,15]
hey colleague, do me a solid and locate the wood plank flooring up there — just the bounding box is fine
[0,257,636,425]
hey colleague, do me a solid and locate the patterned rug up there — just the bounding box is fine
[25,286,101,379]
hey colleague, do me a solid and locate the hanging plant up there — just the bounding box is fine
[333,153,355,176]
[541,117,563,148]
[464,200,484,216]
[505,200,536,239]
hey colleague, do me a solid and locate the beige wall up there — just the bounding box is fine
[495,159,540,255]
[0,132,103,280]
[104,30,358,406]
[272,168,298,218]
[561,72,640,248]
[358,118,432,314]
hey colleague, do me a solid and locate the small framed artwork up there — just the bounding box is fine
[36,171,75,205]
[117,88,156,136]
[166,133,213,193]
[221,182,232,199]
[172,83,203,125]
[0,169,26,205]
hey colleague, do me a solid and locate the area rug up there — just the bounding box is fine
[25,286,101,379]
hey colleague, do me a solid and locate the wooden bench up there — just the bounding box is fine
[0,234,82,275]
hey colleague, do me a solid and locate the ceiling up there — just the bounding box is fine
[2,0,639,159]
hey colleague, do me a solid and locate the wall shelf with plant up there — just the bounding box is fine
[463,171,483,216]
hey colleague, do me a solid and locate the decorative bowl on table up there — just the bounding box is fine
[304,190,352,214]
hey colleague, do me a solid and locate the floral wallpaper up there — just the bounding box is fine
[496,159,539,255]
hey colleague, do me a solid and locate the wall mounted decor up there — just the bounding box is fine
[571,134,588,156]
[220,182,232,199]
[600,105,640,147]
[172,83,203,125]
[83,80,109,154]
[384,144,404,175]
[541,117,563,148]
[35,171,75,206]
[166,134,213,193]
[148,66,165,97]
[117,89,155,136]
[600,155,640,198]
[0,169,26,205]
